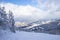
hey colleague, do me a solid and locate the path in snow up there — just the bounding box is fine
[0,30,60,40]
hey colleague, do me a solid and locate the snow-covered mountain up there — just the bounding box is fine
[29,19,60,34]
[18,19,60,35]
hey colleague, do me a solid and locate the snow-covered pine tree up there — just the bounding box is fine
[9,11,16,33]
[0,7,8,30]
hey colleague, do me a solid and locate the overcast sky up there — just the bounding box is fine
[0,0,60,23]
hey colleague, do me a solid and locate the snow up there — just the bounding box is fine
[26,23,40,29]
[0,30,60,40]
[41,20,52,24]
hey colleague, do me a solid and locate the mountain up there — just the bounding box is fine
[18,19,60,35]
[28,19,60,35]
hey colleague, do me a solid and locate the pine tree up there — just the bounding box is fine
[9,11,16,33]
[0,7,8,30]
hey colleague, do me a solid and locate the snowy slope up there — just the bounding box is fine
[0,30,60,40]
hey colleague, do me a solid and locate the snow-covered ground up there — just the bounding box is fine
[0,30,60,40]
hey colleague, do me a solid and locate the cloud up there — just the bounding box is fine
[0,3,47,22]
[34,0,60,18]
[0,0,60,23]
